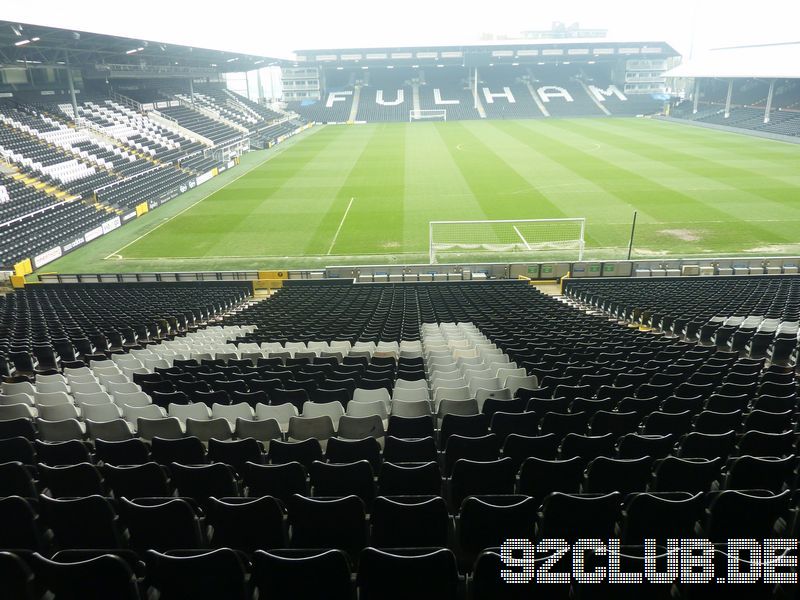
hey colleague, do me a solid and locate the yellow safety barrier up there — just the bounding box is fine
[14,259,32,277]
[258,271,288,280]
[136,202,149,217]
[10,275,26,288]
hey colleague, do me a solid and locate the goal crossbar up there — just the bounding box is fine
[410,109,447,122]
[429,218,586,264]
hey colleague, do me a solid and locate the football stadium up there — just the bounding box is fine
[1,5,800,598]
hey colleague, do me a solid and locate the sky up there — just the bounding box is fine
[3,0,800,61]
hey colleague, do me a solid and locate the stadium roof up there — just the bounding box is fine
[0,20,286,74]
[665,42,800,79]
[292,39,679,67]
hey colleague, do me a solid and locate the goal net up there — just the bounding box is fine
[410,109,447,122]
[429,218,586,264]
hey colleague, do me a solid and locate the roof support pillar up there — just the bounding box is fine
[692,79,700,114]
[65,53,79,120]
[256,68,264,103]
[189,78,195,102]
[724,79,733,119]
[473,67,478,110]
[764,79,775,124]
[245,71,252,100]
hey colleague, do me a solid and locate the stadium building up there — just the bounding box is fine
[1,16,800,600]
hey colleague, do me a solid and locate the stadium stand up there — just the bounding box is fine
[670,78,800,137]
[157,105,244,146]
[287,69,356,123]
[0,86,308,269]
[479,66,544,120]
[418,69,482,121]
[0,200,109,268]
[528,65,606,117]
[356,69,414,122]
[0,278,797,597]
[291,65,664,123]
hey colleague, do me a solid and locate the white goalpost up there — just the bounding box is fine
[429,218,586,264]
[410,109,447,122]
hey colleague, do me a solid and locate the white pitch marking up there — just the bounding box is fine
[513,225,532,250]
[327,197,355,255]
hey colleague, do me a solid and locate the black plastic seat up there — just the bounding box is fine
[500,433,560,471]
[243,461,308,504]
[378,461,442,496]
[309,459,375,507]
[677,431,737,460]
[386,415,435,439]
[620,492,704,544]
[35,439,92,466]
[120,497,204,552]
[32,552,141,600]
[642,410,693,436]
[742,409,794,434]
[440,413,489,446]
[737,430,795,457]
[539,411,588,436]
[206,496,286,552]
[145,548,249,600]
[104,462,172,499]
[589,410,639,437]
[443,433,499,477]
[703,490,790,542]
[617,433,676,459]
[488,411,539,442]
[0,418,37,441]
[583,456,653,495]
[208,438,264,476]
[40,494,125,549]
[357,547,459,600]
[325,437,381,472]
[650,456,722,494]
[288,494,367,558]
[693,410,742,434]
[558,433,615,461]
[370,495,449,548]
[538,492,622,542]
[449,457,516,509]
[722,454,795,492]
[39,462,105,498]
[382,435,437,463]
[171,462,239,503]
[150,436,207,465]
[516,456,584,504]
[0,496,46,551]
[268,438,323,469]
[457,495,537,567]
[95,438,151,466]
[0,437,36,465]
[252,549,352,600]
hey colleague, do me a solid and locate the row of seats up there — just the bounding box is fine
[1,544,501,600]
[4,431,800,501]
[2,486,794,561]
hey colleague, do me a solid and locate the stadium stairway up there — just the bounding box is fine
[348,86,361,123]
[412,83,421,117]
[525,80,550,117]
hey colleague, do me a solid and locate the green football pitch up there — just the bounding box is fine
[43,117,800,273]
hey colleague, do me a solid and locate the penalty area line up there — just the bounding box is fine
[513,225,532,250]
[327,197,355,255]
